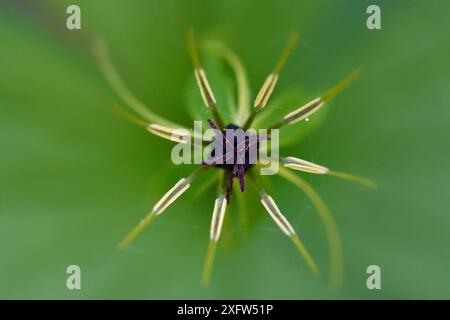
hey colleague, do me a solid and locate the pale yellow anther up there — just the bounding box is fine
[147,123,190,144]
[282,157,330,174]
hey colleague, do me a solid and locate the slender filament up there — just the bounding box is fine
[329,171,376,188]
[117,169,206,251]
[201,240,217,287]
[278,167,343,287]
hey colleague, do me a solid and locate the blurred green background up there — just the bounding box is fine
[1,0,449,299]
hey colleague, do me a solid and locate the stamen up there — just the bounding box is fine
[278,167,341,286]
[253,73,278,109]
[282,156,330,174]
[282,157,375,188]
[147,123,190,144]
[280,70,361,126]
[283,97,324,125]
[152,178,191,215]
[260,194,319,275]
[116,176,192,251]
[202,191,228,286]
[252,32,299,110]
[195,68,217,108]
[261,195,295,236]
[209,193,228,241]
[112,105,197,145]
[187,29,216,108]
[187,30,225,127]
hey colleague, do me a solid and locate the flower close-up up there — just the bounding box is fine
[2,0,449,303]
[94,30,375,287]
